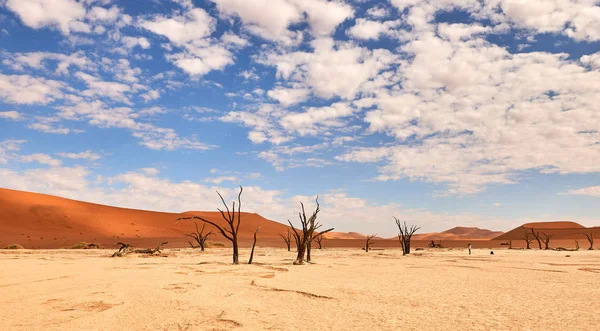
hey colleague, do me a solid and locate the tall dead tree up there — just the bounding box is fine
[248,227,260,264]
[540,232,553,250]
[365,234,376,252]
[288,197,334,265]
[530,228,542,249]
[184,222,213,251]
[178,186,244,264]
[279,230,292,251]
[522,231,532,249]
[583,232,594,250]
[395,217,421,255]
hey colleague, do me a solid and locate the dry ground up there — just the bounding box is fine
[1,248,599,330]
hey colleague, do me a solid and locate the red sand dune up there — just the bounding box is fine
[0,188,290,249]
[494,221,599,241]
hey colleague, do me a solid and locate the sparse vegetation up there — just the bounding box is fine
[540,232,553,250]
[288,197,334,265]
[583,232,594,250]
[69,242,103,249]
[364,234,376,252]
[3,244,24,249]
[395,218,421,255]
[248,227,260,264]
[279,230,292,251]
[177,186,244,264]
[185,222,213,251]
[522,231,533,249]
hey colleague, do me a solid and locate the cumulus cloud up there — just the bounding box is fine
[0,111,23,121]
[0,74,65,104]
[5,0,87,35]
[57,150,102,161]
[564,186,600,197]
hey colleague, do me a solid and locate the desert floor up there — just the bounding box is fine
[1,248,599,331]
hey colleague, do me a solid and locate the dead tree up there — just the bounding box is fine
[540,232,553,250]
[184,222,214,251]
[134,241,168,254]
[583,232,594,250]
[111,242,132,257]
[365,234,376,252]
[288,197,334,265]
[279,230,292,251]
[395,217,421,255]
[429,240,443,248]
[522,231,533,249]
[509,240,512,249]
[575,240,580,250]
[314,234,324,249]
[530,228,542,249]
[248,227,260,264]
[178,186,244,264]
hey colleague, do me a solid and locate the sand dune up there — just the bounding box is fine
[494,221,599,241]
[0,188,289,249]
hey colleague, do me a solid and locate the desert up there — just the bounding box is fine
[2,248,600,330]
[2,188,600,330]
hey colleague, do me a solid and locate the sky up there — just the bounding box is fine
[0,0,599,236]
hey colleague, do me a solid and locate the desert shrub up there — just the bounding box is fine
[4,244,24,249]
[69,242,89,249]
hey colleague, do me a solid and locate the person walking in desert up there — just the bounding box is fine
[468,243,472,255]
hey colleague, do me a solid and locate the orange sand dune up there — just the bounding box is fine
[494,221,599,241]
[0,188,290,249]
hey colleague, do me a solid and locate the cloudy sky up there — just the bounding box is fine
[1,0,599,235]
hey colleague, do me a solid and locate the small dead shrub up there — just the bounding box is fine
[4,244,24,249]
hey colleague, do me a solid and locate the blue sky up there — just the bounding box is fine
[1,0,599,236]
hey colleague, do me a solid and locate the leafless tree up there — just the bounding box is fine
[509,240,512,249]
[429,240,443,248]
[288,197,334,265]
[394,217,421,255]
[540,232,553,250]
[583,232,594,250]
[530,228,542,249]
[575,240,580,250]
[522,231,532,249]
[279,230,292,251]
[365,234,376,252]
[248,227,260,264]
[314,234,324,249]
[177,186,244,264]
[184,222,214,251]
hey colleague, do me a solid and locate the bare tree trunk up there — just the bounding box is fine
[279,230,291,251]
[540,232,553,250]
[522,232,532,249]
[531,228,542,249]
[248,227,260,264]
[395,218,420,255]
[288,198,334,265]
[365,234,376,252]
[584,232,594,250]
[177,186,244,264]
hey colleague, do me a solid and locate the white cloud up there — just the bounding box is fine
[57,150,101,161]
[366,6,389,18]
[0,111,23,121]
[121,36,151,49]
[347,19,401,40]
[140,8,215,44]
[20,153,62,167]
[4,51,93,75]
[260,38,398,99]
[205,176,239,184]
[5,0,87,35]
[141,90,161,102]
[0,74,65,104]
[267,87,311,106]
[280,102,355,136]
[564,186,600,197]
[75,72,133,104]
